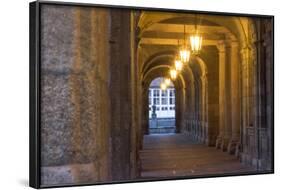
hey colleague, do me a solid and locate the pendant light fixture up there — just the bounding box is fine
[160,77,168,90]
[175,40,183,71]
[190,14,203,54]
[179,25,191,63]
[160,82,167,91]
[170,69,177,80]
[164,78,171,86]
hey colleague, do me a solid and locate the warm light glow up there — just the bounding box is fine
[175,59,183,71]
[160,82,167,90]
[170,69,177,80]
[179,49,191,63]
[164,78,171,86]
[190,34,202,54]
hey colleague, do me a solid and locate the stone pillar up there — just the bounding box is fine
[216,41,226,149]
[180,87,186,133]
[264,21,273,170]
[189,80,195,137]
[192,80,197,138]
[109,9,132,180]
[200,75,207,143]
[191,79,196,138]
[185,80,192,134]
[239,46,250,158]
[227,41,241,154]
[142,86,150,135]
[203,75,208,144]
[40,6,112,185]
[220,41,232,151]
[175,86,183,133]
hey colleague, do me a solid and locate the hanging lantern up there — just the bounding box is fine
[179,48,191,63]
[160,82,167,90]
[175,59,183,71]
[170,69,177,80]
[190,34,202,54]
[190,14,203,54]
[179,25,191,63]
[164,78,171,86]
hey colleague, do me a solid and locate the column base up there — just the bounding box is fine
[215,136,222,149]
[220,138,229,151]
[234,142,241,158]
[216,137,222,149]
[227,139,239,154]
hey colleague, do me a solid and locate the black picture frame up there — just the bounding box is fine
[30,1,274,188]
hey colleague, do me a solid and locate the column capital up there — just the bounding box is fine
[224,38,239,48]
[216,40,226,53]
[230,40,239,48]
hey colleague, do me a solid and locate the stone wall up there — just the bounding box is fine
[240,18,273,171]
[40,5,138,186]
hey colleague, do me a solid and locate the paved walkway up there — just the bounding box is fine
[140,134,255,178]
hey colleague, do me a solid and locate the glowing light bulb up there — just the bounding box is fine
[170,69,177,80]
[164,78,171,86]
[180,49,191,63]
[160,82,167,90]
[190,34,202,54]
[175,59,183,71]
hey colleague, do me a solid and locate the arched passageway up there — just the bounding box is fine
[137,11,273,177]
[39,5,273,185]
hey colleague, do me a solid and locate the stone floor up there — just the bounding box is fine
[140,134,255,178]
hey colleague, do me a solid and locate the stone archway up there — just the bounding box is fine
[141,65,186,136]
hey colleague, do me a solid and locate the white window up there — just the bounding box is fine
[169,89,175,105]
[153,89,160,105]
[161,90,168,105]
[161,107,168,111]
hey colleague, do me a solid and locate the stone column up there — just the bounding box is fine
[264,22,273,169]
[216,41,226,149]
[189,80,195,137]
[239,46,250,158]
[200,75,207,143]
[191,79,197,138]
[109,9,133,180]
[40,6,112,185]
[220,41,232,151]
[181,87,186,133]
[227,41,241,154]
[142,86,150,135]
[185,80,192,134]
[203,75,208,144]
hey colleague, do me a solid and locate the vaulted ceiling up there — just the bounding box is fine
[137,11,253,86]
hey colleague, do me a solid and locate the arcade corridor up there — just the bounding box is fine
[38,4,273,186]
